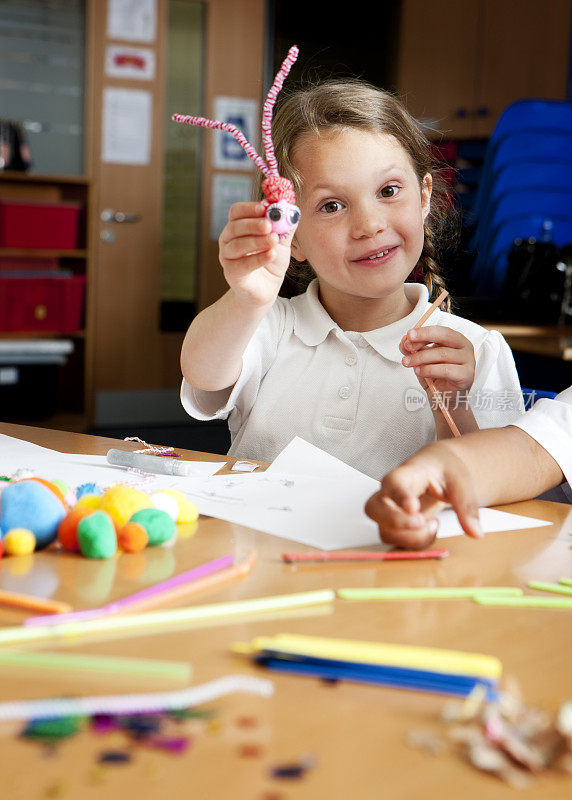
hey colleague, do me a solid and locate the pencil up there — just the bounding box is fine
[0,590,72,616]
[412,288,461,438]
[282,549,449,563]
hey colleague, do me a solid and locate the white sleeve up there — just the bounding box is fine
[180,300,286,432]
[470,330,524,428]
[511,385,572,499]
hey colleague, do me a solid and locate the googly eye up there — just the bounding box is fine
[267,204,283,222]
[289,207,300,225]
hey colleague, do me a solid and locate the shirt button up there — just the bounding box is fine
[338,386,352,399]
[345,354,357,366]
[357,337,368,349]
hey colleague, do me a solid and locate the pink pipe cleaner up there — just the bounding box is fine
[172,45,301,238]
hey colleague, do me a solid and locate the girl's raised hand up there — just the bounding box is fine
[400,326,476,395]
[219,201,298,308]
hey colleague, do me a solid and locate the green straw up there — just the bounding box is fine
[559,578,572,587]
[0,651,191,680]
[475,596,572,608]
[528,581,572,596]
[0,589,335,648]
[337,587,523,600]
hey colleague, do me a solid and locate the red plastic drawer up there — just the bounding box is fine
[0,200,81,250]
[0,276,86,332]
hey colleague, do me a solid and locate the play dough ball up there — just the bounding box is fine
[149,491,179,521]
[99,485,152,529]
[77,511,118,559]
[0,480,67,550]
[129,508,176,546]
[158,489,199,524]
[118,522,148,553]
[58,507,93,552]
[4,528,36,556]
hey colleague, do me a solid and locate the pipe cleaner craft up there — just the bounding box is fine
[172,45,300,238]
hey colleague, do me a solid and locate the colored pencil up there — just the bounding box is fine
[412,288,461,438]
[0,590,72,616]
[282,549,449,563]
[25,553,236,627]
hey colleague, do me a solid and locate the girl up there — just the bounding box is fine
[180,80,522,479]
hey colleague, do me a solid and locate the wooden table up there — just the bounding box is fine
[479,323,572,361]
[0,423,571,799]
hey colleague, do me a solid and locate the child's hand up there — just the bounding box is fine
[365,444,483,549]
[400,326,476,395]
[219,201,298,308]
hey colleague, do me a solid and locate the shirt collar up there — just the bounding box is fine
[292,280,435,363]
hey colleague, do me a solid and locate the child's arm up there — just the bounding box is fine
[181,201,297,391]
[400,325,479,436]
[365,426,564,549]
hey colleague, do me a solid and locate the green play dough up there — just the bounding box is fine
[129,508,176,545]
[77,511,118,559]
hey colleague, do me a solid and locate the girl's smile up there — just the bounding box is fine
[290,127,432,330]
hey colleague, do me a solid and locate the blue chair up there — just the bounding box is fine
[468,99,572,229]
[470,160,572,253]
[468,130,572,239]
[521,387,557,410]
[475,214,572,294]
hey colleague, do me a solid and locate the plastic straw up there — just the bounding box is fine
[0,650,191,680]
[528,580,572,596]
[0,590,72,615]
[26,553,235,627]
[0,589,336,648]
[338,587,523,600]
[474,595,572,609]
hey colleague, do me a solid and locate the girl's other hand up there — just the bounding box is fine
[399,325,476,394]
[219,201,298,309]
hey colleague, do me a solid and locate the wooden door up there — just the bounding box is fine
[86,0,167,401]
[397,0,481,139]
[474,0,571,138]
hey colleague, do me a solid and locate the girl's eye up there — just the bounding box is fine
[321,200,342,214]
[380,185,399,198]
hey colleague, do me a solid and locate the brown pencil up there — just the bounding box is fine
[412,289,461,438]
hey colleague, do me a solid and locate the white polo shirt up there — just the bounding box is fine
[512,385,572,503]
[181,281,523,479]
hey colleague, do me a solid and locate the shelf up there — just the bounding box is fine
[0,248,88,259]
[0,170,90,186]
[0,331,85,339]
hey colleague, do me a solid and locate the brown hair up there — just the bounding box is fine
[265,79,457,310]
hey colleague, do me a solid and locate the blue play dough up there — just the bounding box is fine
[0,481,66,550]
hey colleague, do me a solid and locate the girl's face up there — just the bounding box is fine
[290,128,432,327]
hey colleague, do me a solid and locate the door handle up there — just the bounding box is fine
[101,208,142,223]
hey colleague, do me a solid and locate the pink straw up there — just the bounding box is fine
[25,554,235,627]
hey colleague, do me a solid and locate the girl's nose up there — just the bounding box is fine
[351,203,387,238]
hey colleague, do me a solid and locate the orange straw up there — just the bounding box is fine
[412,289,461,438]
[0,590,72,616]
